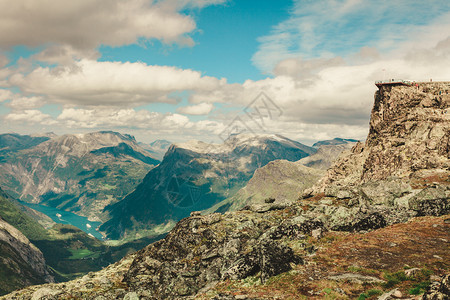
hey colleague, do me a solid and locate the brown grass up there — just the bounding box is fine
[205,215,449,299]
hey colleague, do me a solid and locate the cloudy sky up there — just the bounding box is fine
[0,0,449,145]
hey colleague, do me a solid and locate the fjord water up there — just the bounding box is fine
[20,201,103,240]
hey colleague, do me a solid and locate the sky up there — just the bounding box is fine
[0,0,449,145]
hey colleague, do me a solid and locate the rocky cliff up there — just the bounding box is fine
[314,82,449,190]
[3,83,449,299]
[0,217,53,295]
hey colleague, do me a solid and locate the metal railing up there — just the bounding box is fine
[375,79,413,86]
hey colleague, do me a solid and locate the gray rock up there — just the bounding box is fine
[31,287,62,300]
[405,268,422,278]
[124,292,139,300]
[409,187,449,216]
[328,273,384,284]
[422,274,450,299]
[378,289,401,300]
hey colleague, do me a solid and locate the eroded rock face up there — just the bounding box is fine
[123,213,302,298]
[308,83,450,230]
[316,82,450,190]
[0,217,53,294]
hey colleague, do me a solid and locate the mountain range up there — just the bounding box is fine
[0,130,350,241]
[100,134,317,239]
[0,131,159,222]
[209,142,356,213]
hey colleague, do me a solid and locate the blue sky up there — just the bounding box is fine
[0,0,449,145]
[99,0,293,83]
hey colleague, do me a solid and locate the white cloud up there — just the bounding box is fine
[177,102,213,115]
[273,56,345,80]
[56,107,197,131]
[6,96,45,110]
[188,32,450,142]
[5,110,56,125]
[9,59,224,106]
[159,0,227,9]
[0,89,12,102]
[252,0,450,73]
[31,45,100,66]
[0,54,8,68]
[1,0,449,146]
[0,0,207,52]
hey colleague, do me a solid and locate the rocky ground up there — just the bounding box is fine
[3,191,448,299]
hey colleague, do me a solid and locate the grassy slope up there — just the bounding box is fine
[0,189,48,240]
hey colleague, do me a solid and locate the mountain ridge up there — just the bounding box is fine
[100,134,316,239]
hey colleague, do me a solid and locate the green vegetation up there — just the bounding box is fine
[0,190,48,240]
[0,189,165,284]
[68,249,98,260]
[347,266,378,275]
[382,271,408,288]
[358,289,383,300]
[409,281,431,295]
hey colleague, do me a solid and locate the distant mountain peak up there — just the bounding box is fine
[174,134,315,155]
[149,139,171,147]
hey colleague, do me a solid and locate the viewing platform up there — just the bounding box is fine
[375,79,413,88]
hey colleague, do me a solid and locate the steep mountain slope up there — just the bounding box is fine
[298,143,356,170]
[101,134,316,239]
[4,82,449,299]
[0,131,159,222]
[210,142,356,213]
[0,188,49,240]
[0,217,54,296]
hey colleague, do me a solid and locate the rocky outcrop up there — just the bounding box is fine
[306,83,450,224]
[2,252,136,299]
[124,212,302,298]
[315,82,449,190]
[422,274,450,300]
